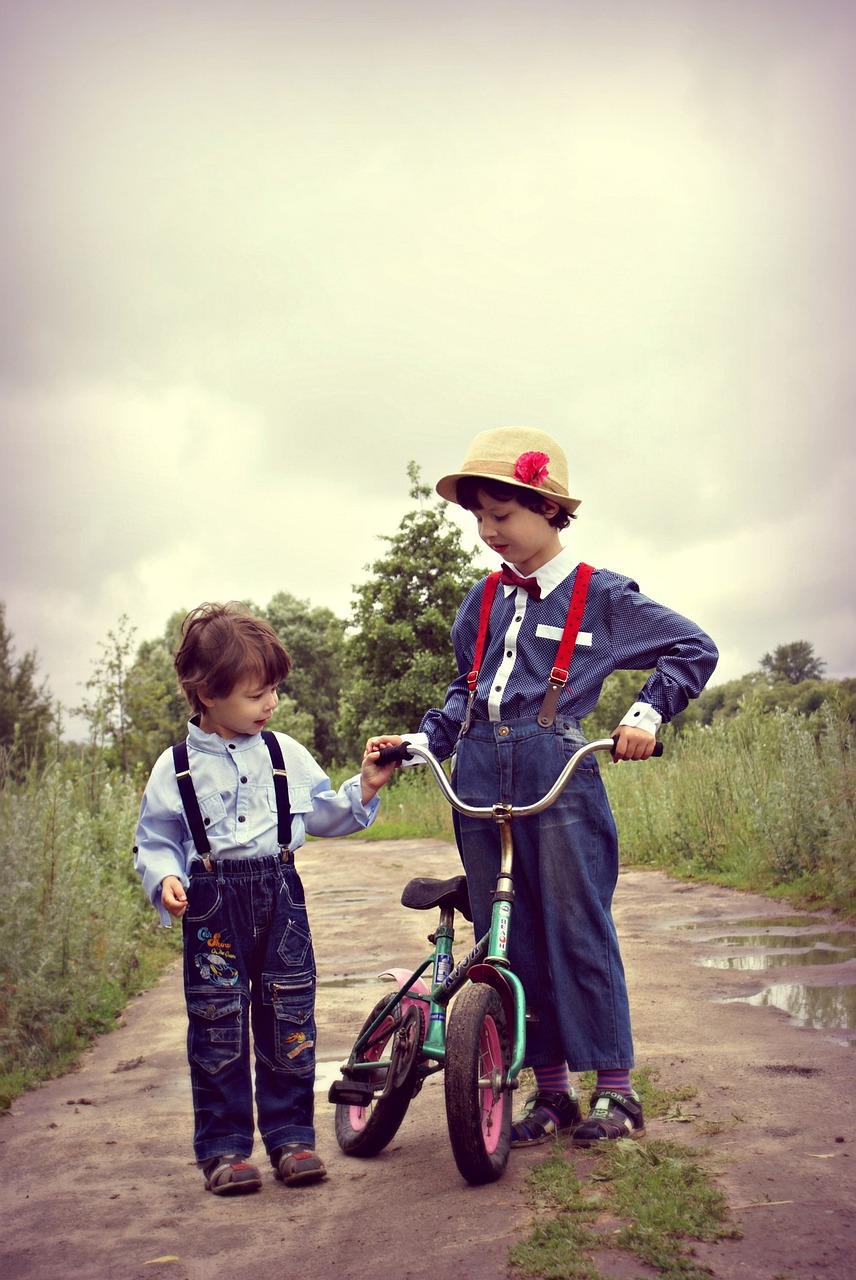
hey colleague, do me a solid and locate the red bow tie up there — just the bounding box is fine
[500,563,541,599]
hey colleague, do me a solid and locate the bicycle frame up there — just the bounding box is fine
[341,737,628,1091]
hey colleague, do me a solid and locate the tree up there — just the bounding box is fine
[760,641,826,686]
[124,610,189,773]
[263,593,348,764]
[337,463,484,757]
[0,602,55,769]
[75,616,137,772]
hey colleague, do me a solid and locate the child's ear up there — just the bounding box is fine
[540,499,561,520]
[198,687,216,709]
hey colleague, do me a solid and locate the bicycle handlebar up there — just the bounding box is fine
[375,734,663,821]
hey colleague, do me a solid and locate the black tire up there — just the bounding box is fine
[444,982,512,1185]
[334,996,423,1158]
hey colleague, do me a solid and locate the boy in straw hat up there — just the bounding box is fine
[369,426,717,1147]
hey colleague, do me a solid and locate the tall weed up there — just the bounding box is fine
[603,700,855,911]
[0,745,171,1103]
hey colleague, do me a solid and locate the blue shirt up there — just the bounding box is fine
[417,548,718,761]
[134,719,379,925]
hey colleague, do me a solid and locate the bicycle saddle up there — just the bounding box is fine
[400,875,473,922]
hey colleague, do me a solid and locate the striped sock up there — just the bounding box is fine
[533,1062,571,1096]
[596,1069,632,1095]
[531,1063,571,1125]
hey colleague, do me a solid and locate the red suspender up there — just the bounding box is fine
[460,563,595,735]
[460,570,502,737]
[536,562,594,726]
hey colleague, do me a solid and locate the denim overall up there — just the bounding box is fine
[174,733,316,1162]
[451,567,634,1073]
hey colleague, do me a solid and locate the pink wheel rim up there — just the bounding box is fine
[477,1014,505,1154]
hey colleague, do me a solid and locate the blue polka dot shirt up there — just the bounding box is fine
[418,547,718,761]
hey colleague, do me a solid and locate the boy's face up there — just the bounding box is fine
[471,488,562,574]
[199,676,279,739]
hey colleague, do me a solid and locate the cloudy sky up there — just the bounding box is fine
[1,0,854,738]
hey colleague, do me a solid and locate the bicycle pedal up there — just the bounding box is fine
[328,1077,378,1106]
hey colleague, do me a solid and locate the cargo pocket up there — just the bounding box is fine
[186,992,243,1075]
[264,972,316,1073]
[276,916,314,970]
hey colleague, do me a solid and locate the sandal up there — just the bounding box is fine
[572,1089,645,1147]
[201,1155,263,1195]
[273,1143,328,1185]
[510,1089,582,1148]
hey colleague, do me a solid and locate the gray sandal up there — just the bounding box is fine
[201,1155,263,1195]
[273,1143,327,1185]
[572,1089,645,1147]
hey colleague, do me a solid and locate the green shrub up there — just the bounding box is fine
[0,745,176,1106]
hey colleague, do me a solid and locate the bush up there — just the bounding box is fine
[602,698,856,912]
[0,743,175,1105]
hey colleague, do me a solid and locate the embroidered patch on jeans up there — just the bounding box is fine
[283,1030,314,1059]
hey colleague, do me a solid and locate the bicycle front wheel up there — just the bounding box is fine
[444,982,512,1184]
[334,995,423,1158]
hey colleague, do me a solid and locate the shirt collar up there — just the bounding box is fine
[187,716,261,754]
[502,546,577,600]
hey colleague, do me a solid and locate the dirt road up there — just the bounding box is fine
[1,838,854,1280]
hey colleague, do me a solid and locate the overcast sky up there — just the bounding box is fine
[1,0,854,738]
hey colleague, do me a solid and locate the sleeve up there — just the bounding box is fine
[286,737,381,838]
[133,751,192,928]
[608,575,719,723]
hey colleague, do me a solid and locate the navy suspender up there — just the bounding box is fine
[261,730,293,850]
[172,732,293,860]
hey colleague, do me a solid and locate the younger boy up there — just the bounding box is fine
[134,602,398,1194]
[371,426,717,1148]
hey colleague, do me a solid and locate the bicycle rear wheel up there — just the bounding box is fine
[333,995,423,1158]
[444,982,512,1184]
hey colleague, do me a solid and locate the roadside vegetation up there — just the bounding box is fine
[509,1068,740,1280]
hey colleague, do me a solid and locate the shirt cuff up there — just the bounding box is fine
[619,702,662,735]
[399,731,429,767]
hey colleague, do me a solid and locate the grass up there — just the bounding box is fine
[509,1068,740,1280]
[600,701,856,917]
[0,744,182,1109]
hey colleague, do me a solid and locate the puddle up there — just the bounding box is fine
[315,1059,346,1094]
[675,914,856,1040]
[316,973,381,989]
[720,982,856,1040]
[698,931,856,970]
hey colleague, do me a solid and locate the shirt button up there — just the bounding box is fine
[240,776,248,783]
[228,743,236,750]
[238,814,246,823]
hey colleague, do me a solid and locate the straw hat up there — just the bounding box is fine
[435,426,581,515]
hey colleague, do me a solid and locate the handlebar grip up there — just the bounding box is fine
[375,742,414,765]
[611,734,663,758]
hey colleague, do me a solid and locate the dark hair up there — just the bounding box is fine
[174,602,292,715]
[456,475,573,529]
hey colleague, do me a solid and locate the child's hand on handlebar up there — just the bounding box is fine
[360,734,405,801]
[609,726,658,762]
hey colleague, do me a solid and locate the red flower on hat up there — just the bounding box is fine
[514,451,550,487]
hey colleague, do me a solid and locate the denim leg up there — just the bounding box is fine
[250,862,317,1155]
[183,871,254,1162]
[453,719,634,1073]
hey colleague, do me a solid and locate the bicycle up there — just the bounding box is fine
[327,734,662,1185]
